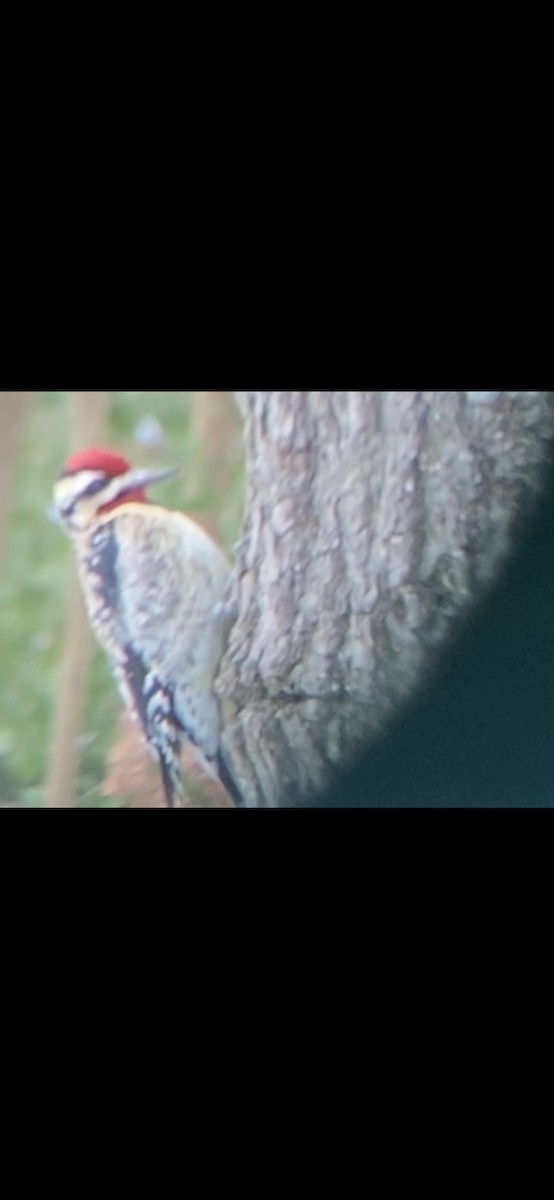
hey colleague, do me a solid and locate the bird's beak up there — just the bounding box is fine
[123,465,181,492]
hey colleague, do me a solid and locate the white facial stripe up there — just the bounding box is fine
[53,470,107,516]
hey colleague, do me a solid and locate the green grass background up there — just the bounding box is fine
[0,392,243,806]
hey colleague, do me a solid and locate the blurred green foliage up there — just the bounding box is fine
[0,392,243,806]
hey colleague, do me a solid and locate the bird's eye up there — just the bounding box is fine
[81,477,109,500]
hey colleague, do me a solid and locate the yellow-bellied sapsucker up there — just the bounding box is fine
[53,447,239,807]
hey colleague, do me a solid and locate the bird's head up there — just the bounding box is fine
[53,447,179,531]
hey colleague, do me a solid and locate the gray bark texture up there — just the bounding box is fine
[217,392,554,807]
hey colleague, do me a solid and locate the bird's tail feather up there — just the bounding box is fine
[158,748,184,807]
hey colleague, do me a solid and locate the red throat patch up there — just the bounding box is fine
[97,488,147,515]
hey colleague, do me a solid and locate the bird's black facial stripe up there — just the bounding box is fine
[58,475,113,518]
[81,476,111,499]
[57,467,112,492]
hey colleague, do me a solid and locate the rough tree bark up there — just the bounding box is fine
[217,392,554,807]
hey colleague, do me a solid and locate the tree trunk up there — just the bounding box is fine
[217,392,554,807]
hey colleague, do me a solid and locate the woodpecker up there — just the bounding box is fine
[53,447,240,807]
